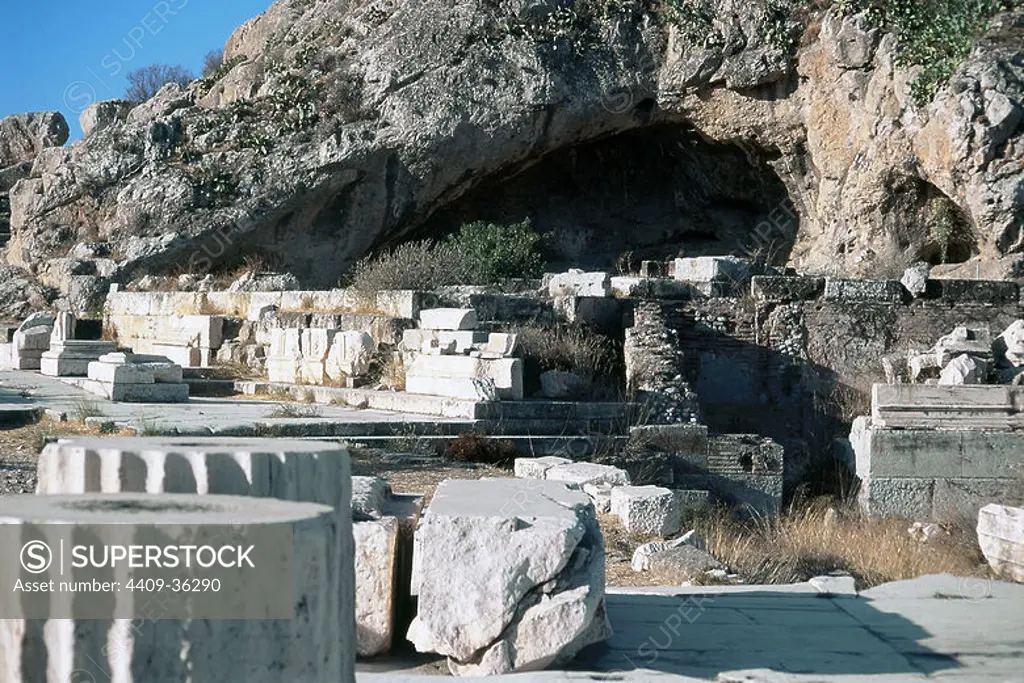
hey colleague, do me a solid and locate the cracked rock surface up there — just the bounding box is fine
[408,477,610,676]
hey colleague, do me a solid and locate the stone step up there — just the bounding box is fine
[229,379,634,421]
[326,434,630,457]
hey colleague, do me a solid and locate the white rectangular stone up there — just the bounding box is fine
[672,256,750,283]
[513,456,572,479]
[302,328,336,361]
[408,478,609,675]
[548,271,610,298]
[401,330,485,354]
[545,462,630,488]
[419,308,478,331]
[87,361,155,384]
[406,356,523,400]
[610,485,681,537]
[354,516,400,657]
[15,327,51,351]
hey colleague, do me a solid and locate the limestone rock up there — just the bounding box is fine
[408,478,609,675]
[354,516,400,656]
[227,270,302,292]
[352,476,392,518]
[513,456,572,480]
[999,320,1024,368]
[4,1,1023,300]
[977,503,1024,583]
[545,462,630,489]
[79,100,136,138]
[646,545,725,582]
[0,111,68,166]
[900,262,930,297]
[610,485,681,537]
[419,308,478,331]
[326,330,375,379]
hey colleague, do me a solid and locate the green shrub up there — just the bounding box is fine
[452,219,545,283]
[835,0,1013,105]
[346,220,545,291]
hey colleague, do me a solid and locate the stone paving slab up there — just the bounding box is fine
[0,370,453,434]
[358,574,1024,683]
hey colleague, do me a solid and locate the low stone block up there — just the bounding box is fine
[419,308,478,331]
[548,270,611,298]
[39,340,119,377]
[406,355,523,401]
[87,360,155,384]
[267,357,300,384]
[352,476,393,518]
[545,461,630,488]
[402,329,486,355]
[672,256,750,283]
[751,275,825,302]
[405,376,499,401]
[15,326,51,351]
[977,504,1024,583]
[611,485,680,537]
[513,456,572,479]
[645,544,724,581]
[823,279,906,303]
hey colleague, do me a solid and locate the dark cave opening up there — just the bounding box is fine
[414,123,800,271]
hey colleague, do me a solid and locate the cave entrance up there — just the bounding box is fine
[415,123,799,271]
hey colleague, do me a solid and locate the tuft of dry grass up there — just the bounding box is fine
[513,323,622,400]
[377,350,406,392]
[697,501,989,590]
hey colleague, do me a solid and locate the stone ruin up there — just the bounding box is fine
[18,436,614,678]
[853,321,1024,520]
[408,478,609,675]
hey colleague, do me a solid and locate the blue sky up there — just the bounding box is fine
[0,0,273,138]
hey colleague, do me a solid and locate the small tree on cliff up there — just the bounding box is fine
[202,49,225,78]
[124,64,195,102]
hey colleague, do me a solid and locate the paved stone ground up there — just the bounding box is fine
[0,370,458,434]
[360,574,1024,682]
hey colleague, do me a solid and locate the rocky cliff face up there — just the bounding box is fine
[4,0,1022,309]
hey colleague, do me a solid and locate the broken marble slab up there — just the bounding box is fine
[408,478,610,676]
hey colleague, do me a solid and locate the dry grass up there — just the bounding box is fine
[377,350,406,392]
[697,501,989,590]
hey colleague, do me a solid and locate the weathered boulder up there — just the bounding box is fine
[408,478,609,675]
[900,261,930,297]
[0,111,68,167]
[646,545,725,582]
[79,100,136,138]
